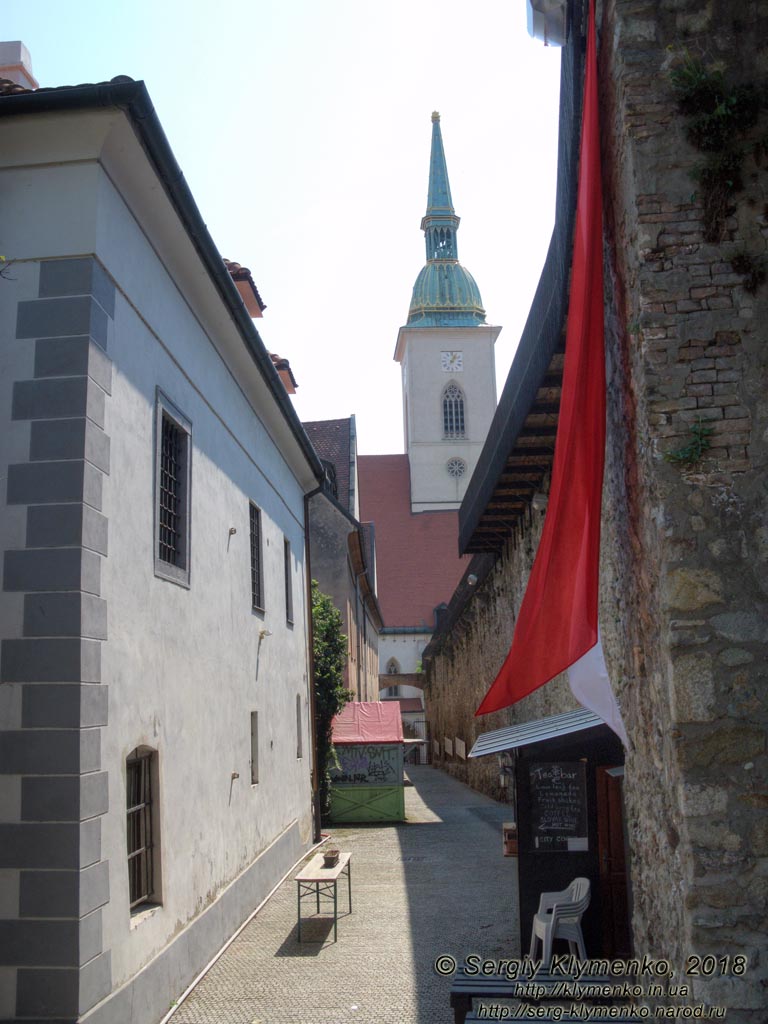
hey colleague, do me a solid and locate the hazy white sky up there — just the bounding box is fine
[5,1,561,454]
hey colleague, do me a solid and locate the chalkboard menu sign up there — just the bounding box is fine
[529,762,588,852]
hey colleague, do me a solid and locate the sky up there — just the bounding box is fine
[4,0,562,455]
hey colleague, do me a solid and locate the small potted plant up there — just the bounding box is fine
[323,847,340,868]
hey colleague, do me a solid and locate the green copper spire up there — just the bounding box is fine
[421,111,459,261]
[407,112,486,327]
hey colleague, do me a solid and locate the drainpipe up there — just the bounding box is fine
[353,568,370,700]
[304,487,323,843]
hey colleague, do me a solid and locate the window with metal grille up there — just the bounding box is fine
[126,749,157,909]
[250,711,259,785]
[442,382,466,438]
[155,392,191,586]
[296,694,303,759]
[284,538,293,624]
[250,503,263,610]
[159,415,184,564]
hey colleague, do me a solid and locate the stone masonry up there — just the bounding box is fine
[425,2,767,1019]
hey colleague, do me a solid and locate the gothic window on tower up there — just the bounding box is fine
[446,457,467,479]
[442,382,466,439]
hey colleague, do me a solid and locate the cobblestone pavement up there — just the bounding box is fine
[169,765,520,1024]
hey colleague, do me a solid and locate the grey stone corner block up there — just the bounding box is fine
[0,819,81,868]
[7,460,104,511]
[19,859,110,920]
[30,419,111,477]
[21,683,109,729]
[0,637,102,684]
[3,547,101,595]
[23,592,108,641]
[26,504,109,557]
[16,296,109,349]
[15,949,114,1018]
[0,726,100,776]
[21,771,109,823]
[34,335,113,395]
[0,908,102,969]
[38,257,116,320]
[11,376,106,429]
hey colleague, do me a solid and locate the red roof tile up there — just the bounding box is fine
[358,454,469,629]
[223,258,265,317]
[270,353,298,394]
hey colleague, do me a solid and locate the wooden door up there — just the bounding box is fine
[596,766,631,957]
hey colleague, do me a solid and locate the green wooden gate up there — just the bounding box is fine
[329,742,404,823]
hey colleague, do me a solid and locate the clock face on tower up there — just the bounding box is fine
[441,350,463,372]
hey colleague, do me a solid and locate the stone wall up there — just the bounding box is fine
[600,2,768,1017]
[425,514,581,799]
[425,1,767,1018]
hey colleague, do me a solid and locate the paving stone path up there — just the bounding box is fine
[169,765,520,1024]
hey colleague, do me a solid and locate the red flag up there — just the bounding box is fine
[477,0,604,716]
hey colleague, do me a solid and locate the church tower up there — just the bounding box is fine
[395,112,500,513]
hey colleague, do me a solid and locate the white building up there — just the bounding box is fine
[0,54,323,1023]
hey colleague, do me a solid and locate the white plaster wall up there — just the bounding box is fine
[0,146,315,987]
[90,171,314,985]
[378,633,430,676]
[399,326,498,510]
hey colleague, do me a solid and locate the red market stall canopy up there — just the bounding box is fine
[331,701,404,745]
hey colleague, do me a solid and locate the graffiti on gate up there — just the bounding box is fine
[331,744,402,785]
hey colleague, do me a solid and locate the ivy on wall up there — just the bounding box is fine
[311,580,351,821]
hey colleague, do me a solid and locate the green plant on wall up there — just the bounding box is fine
[664,419,715,467]
[311,580,351,821]
[669,53,763,245]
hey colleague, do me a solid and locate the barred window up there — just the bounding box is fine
[250,711,259,785]
[296,694,303,759]
[159,415,184,564]
[126,749,159,910]
[155,393,191,586]
[284,538,294,624]
[442,382,466,438]
[250,503,264,610]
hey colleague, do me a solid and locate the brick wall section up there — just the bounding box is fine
[601,1,767,1018]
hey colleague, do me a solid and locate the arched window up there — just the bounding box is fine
[442,382,466,438]
[386,658,400,675]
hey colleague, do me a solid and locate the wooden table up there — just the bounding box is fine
[295,851,352,942]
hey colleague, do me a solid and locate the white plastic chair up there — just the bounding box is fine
[529,877,591,967]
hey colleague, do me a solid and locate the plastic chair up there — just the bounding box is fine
[529,877,591,967]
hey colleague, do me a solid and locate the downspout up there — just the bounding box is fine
[354,569,366,700]
[304,486,323,843]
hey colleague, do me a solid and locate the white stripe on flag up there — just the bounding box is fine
[567,635,629,748]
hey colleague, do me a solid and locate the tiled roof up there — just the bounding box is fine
[0,74,134,97]
[0,77,30,96]
[269,353,297,394]
[358,454,469,629]
[303,418,353,512]
[223,259,266,316]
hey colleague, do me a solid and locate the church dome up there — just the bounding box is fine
[404,113,489,329]
[407,261,486,327]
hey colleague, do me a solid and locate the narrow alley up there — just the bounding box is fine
[168,766,518,1024]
